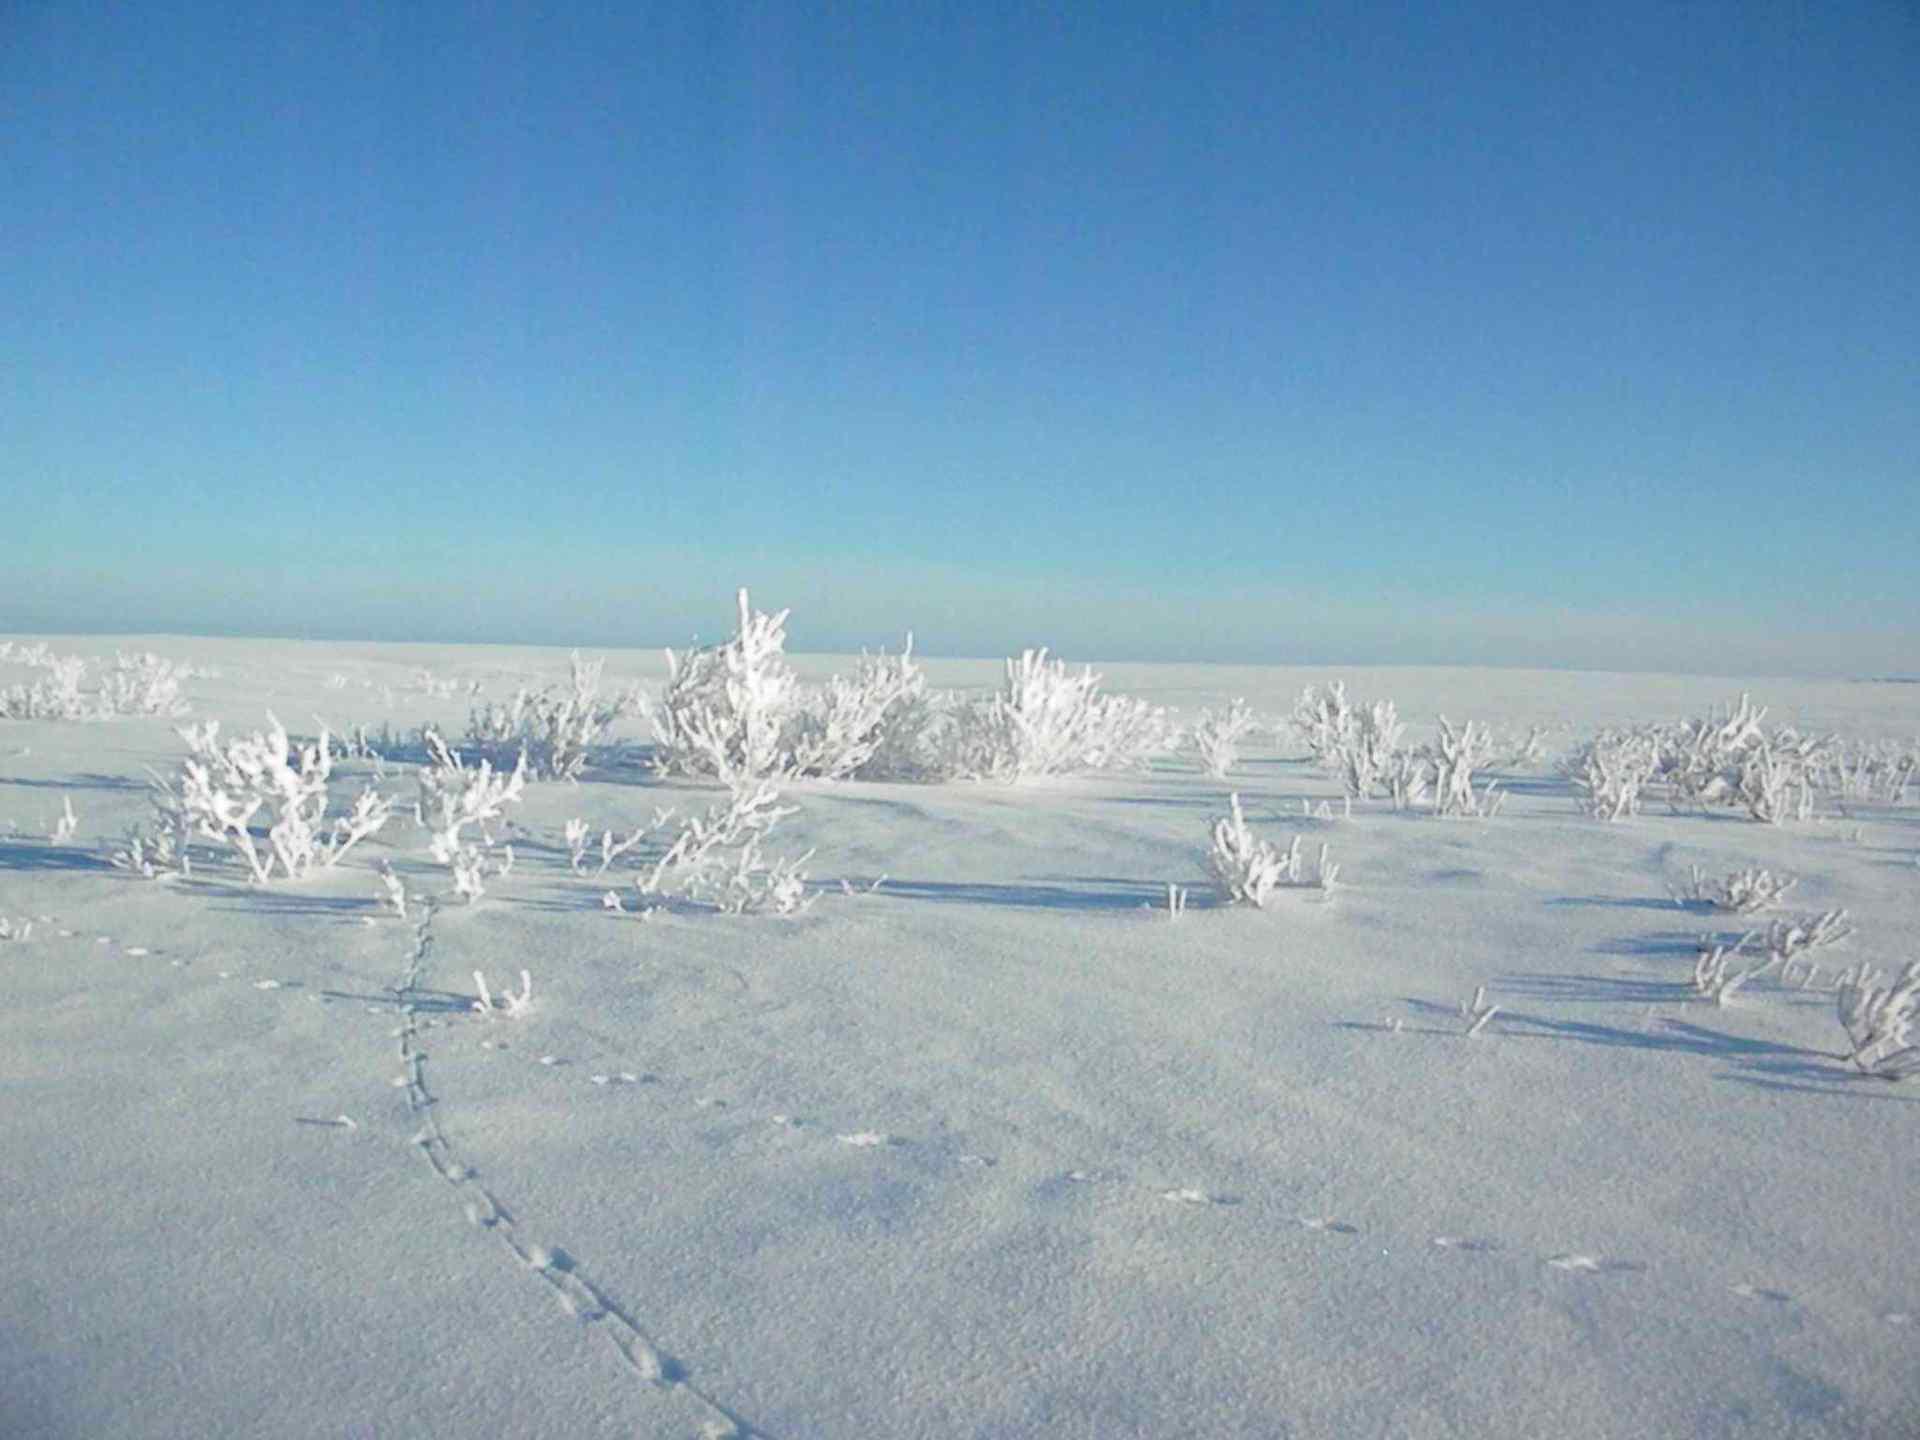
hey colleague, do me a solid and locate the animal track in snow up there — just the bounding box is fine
[1163,1188,1242,1207]
[1298,1216,1360,1235]
[369,900,760,1437]
[1431,1235,1500,1253]
[1728,1283,1791,1303]
[837,1131,891,1148]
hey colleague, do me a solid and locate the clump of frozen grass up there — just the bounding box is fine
[640,782,815,915]
[49,795,77,845]
[415,729,525,901]
[1564,729,1661,820]
[465,651,640,782]
[1690,910,1854,1004]
[1672,864,1799,914]
[1837,961,1920,1080]
[376,862,409,920]
[1191,699,1257,779]
[472,968,534,1020]
[168,716,395,884]
[1205,793,1337,908]
[0,916,34,943]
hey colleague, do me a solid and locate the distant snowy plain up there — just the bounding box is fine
[3,637,1916,1439]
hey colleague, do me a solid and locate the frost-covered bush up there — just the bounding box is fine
[1191,699,1257,779]
[651,590,802,785]
[466,651,640,782]
[938,649,1172,783]
[1429,716,1503,818]
[99,652,191,717]
[2,648,197,720]
[1816,738,1918,809]
[1,654,89,719]
[1655,694,1831,825]
[415,729,525,901]
[784,644,929,781]
[1288,682,1422,802]
[1673,864,1799,914]
[1564,728,1660,820]
[638,782,815,914]
[1837,960,1920,1080]
[164,716,394,883]
[1206,793,1337,908]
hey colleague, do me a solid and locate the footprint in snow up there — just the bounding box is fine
[837,1131,891,1148]
[1298,1216,1359,1235]
[1729,1283,1792,1303]
[1165,1188,1241,1207]
[1431,1235,1501,1253]
[1546,1253,1643,1275]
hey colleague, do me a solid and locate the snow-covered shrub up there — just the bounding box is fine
[1430,716,1503,818]
[1290,682,1354,764]
[1655,694,1831,824]
[937,649,1173,783]
[1837,961,1920,1080]
[640,782,814,914]
[167,716,394,883]
[1289,683,1423,802]
[1,653,89,719]
[1673,864,1798,914]
[415,729,525,900]
[465,651,639,782]
[49,795,77,845]
[99,652,191,717]
[1191,699,1257,779]
[473,968,534,1020]
[783,643,928,781]
[1759,908,1853,961]
[1564,728,1660,820]
[1816,739,1918,809]
[1205,793,1337,908]
[1691,932,1776,1005]
[651,590,801,785]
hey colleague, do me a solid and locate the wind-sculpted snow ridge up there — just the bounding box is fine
[383,899,765,1437]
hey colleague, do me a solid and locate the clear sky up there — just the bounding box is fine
[5,2,1916,675]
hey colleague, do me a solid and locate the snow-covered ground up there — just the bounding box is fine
[3,636,1916,1439]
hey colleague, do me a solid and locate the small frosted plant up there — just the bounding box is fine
[1205,793,1336,908]
[50,795,77,845]
[1691,932,1777,1005]
[1565,729,1660,820]
[651,589,801,785]
[1760,909,1853,962]
[1672,864,1799,914]
[416,730,526,862]
[1431,716,1502,817]
[172,716,394,883]
[377,862,409,921]
[0,917,33,943]
[642,783,814,914]
[1167,883,1188,921]
[473,968,533,1020]
[1192,699,1257,779]
[1836,961,1920,1080]
[465,651,639,781]
[1460,985,1501,1037]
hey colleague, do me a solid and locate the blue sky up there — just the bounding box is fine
[6,2,1916,674]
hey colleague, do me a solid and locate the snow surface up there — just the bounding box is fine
[3,637,1917,1439]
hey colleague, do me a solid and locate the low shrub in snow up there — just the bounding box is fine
[1206,793,1338,908]
[635,782,815,915]
[937,648,1172,783]
[1191,699,1257,779]
[415,729,525,901]
[1672,864,1799,914]
[1837,961,1920,1080]
[1288,682,1427,805]
[1,649,193,720]
[464,651,640,782]
[1429,716,1503,818]
[140,716,395,883]
[1655,694,1830,824]
[1564,729,1661,820]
